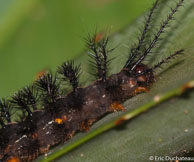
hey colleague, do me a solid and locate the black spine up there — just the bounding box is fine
[152,49,184,70]
[86,33,114,82]
[35,73,60,112]
[0,99,11,127]
[57,60,81,92]
[10,86,40,134]
[124,0,159,68]
[11,91,33,118]
[130,0,184,71]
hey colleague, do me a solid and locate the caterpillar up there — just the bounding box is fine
[0,0,186,161]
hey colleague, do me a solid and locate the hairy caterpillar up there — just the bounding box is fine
[0,0,186,161]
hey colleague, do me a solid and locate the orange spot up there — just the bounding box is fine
[39,147,50,154]
[32,133,38,139]
[129,79,137,87]
[109,102,125,112]
[181,82,194,93]
[55,118,63,124]
[88,119,96,126]
[35,69,47,81]
[134,87,149,94]
[122,68,129,71]
[137,75,147,82]
[95,32,104,43]
[114,117,126,125]
[4,145,10,153]
[80,121,90,132]
[7,157,20,162]
[55,116,67,124]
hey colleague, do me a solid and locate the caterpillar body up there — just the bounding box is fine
[0,0,185,161]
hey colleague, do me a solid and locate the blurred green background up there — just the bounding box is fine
[0,0,155,97]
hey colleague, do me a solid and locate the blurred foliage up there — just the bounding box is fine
[0,0,154,97]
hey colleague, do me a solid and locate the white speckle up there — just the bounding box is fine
[154,95,160,102]
[68,116,72,122]
[15,135,27,143]
[43,120,54,130]
[80,153,84,157]
[68,109,75,113]
[18,145,23,150]
[102,94,106,98]
[46,131,50,135]
[48,121,54,125]
[130,84,135,88]
[185,129,189,133]
[86,99,94,105]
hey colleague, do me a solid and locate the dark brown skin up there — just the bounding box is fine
[0,65,154,162]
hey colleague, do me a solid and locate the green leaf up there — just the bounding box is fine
[35,0,194,162]
[0,0,154,97]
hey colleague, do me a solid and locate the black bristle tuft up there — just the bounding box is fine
[57,60,81,92]
[10,86,39,117]
[11,91,33,118]
[10,86,39,134]
[35,73,60,112]
[0,117,5,129]
[21,86,39,110]
[0,99,12,128]
[86,33,114,82]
